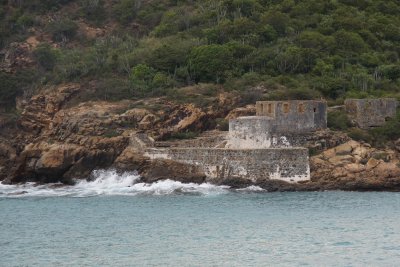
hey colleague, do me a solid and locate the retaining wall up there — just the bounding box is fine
[145,147,310,183]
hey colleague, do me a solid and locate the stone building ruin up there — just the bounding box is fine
[345,98,398,129]
[256,100,327,132]
[145,100,328,184]
[227,100,327,149]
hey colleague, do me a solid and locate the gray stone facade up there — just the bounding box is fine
[227,100,327,149]
[256,100,327,132]
[345,98,398,128]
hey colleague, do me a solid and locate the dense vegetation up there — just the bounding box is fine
[1,0,400,110]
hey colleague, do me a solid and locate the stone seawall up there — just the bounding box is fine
[145,147,310,183]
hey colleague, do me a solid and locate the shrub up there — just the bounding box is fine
[95,78,132,101]
[0,73,22,110]
[33,44,57,71]
[47,19,78,42]
[328,110,352,130]
[16,14,35,30]
[80,0,106,26]
[215,118,229,131]
[152,72,174,90]
[113,0,139,25]
[169,131,199,140]
[0,70,38,111]
[369,112,400,145]
[347,128,372,143]
[129,64,156,94]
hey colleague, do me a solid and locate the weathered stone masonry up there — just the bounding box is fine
[145,100,327,184]
[345,98,398,128]
[146,147,310,183]
[227,100,327,149]
[256,100,327,132]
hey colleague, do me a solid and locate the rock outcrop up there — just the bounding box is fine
[0,85,239,184]
[309,140,400,191]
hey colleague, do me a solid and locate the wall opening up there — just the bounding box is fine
[268,103,273,114]
[298,103,305,113]
[313,107,317,113]
[283,103,289,113]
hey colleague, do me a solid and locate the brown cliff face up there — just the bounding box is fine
[0,84,235,184]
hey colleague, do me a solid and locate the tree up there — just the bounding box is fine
[189,44,234,83]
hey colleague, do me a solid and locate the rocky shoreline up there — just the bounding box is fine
[1,84,400,191]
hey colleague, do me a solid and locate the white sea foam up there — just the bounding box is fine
[0,170,230,198]
[236,185,266,192]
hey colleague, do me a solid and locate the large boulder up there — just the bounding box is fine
[8,136,129,184]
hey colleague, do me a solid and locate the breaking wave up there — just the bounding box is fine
[0,170,234,198]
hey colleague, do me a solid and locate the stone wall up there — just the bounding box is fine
[227,116,328,149]
[145,147,310,183]
[256,100,327,132]
[227,117,287,148]
[345,98,398,128]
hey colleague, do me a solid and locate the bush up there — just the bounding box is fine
[16,14,35,30]
[113,0,139,25]
[369,112,400,145]
[215,118,229,131]
[0,73,21,110]
[95,78,132,101]
[347,128,372,143]
[169,131,199,140]
[33,44,57,71]
[0,70,38,111]
[80,0,106,26]
[47,19,78,42]
[328,110,352,130]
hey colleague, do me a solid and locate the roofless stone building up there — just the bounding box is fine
[227,100,327,149]
[345,98,398,129]
[145,100,328,184]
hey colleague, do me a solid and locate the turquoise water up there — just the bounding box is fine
[1,172,400,266]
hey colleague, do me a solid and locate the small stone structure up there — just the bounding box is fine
[145,100,328,184]
[256,100,327,132]
[345,98,398,128]
[227,100,327,149]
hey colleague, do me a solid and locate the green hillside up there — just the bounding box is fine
[1,0,400,110]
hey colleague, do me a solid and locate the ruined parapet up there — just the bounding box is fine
[256,100,327,132]
[146,147,310,183]
[345,98,398,128]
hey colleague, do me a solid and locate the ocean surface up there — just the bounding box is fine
[1,170,400,267]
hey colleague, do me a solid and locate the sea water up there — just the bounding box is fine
[1,170,400,267]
